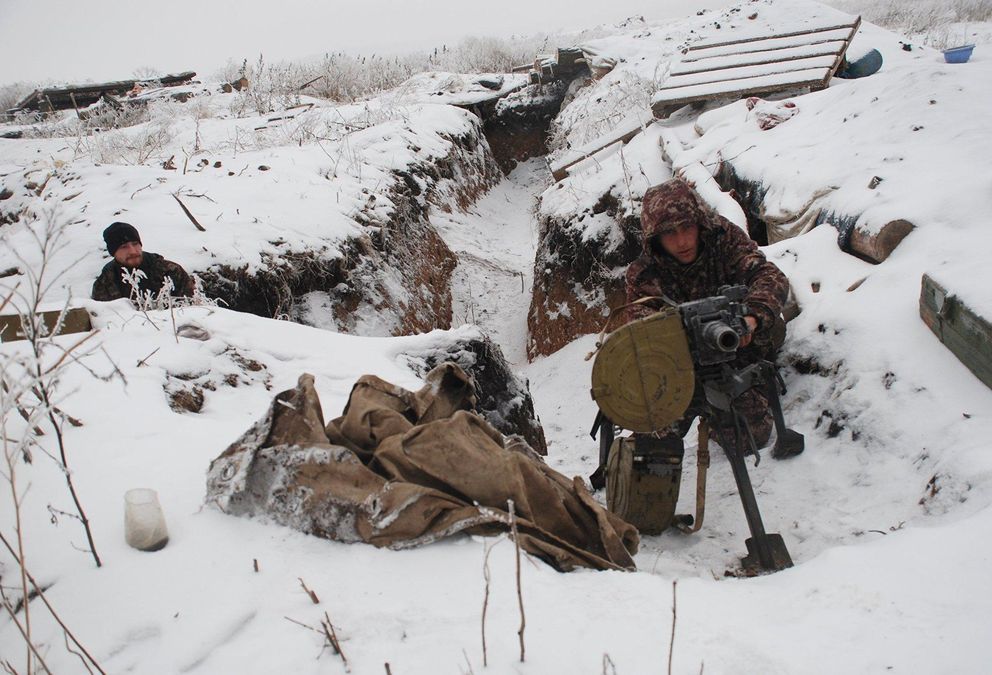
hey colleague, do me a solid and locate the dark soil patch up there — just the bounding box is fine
[527,190,642,359]
[477,82,570,174]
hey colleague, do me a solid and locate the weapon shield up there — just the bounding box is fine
[591,309,695,433]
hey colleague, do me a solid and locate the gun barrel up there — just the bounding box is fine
[701,321,740,353]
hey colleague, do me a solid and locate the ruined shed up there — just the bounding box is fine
[7,71,197,115]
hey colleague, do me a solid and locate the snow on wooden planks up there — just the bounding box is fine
[920,273,992,390]
[549,110,655,181]
[651,17,860,118]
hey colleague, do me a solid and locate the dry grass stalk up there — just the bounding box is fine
[668,580,678,675]
[480,538,496,667]
[321,610,349,672]
[507,499,526,663]
[171,193,206,232]
[0,529,106,672]
[298,577,320,604]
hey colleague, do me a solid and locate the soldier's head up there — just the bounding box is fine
[103,222,143,268]
[641,178,705,265]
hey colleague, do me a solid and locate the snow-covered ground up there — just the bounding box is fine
[3,1,992,673]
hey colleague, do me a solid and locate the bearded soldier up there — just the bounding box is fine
[91,222,194,302]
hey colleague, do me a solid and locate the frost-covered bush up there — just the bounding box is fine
[226,55,306,117]
[0,81,37,113]
[83,100,178,165]
[214,33,558,107]
[546,71,654,158]
[827,0,992,46]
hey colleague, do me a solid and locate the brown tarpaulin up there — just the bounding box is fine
[205,364,638,571]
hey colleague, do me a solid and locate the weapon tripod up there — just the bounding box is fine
[594,359,803,574]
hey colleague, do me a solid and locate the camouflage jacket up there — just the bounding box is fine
[625,201,789,345]
[91,252,194,302]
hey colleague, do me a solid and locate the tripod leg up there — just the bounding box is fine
[719,411,793,572]
[761,362,805,459]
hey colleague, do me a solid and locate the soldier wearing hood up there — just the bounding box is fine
[625,177,792,453]
[91,222,195,302]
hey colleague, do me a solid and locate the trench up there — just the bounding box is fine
[429,159,546,368]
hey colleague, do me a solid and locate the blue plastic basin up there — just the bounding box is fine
[943,45,975,63]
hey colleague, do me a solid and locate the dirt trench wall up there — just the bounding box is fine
[199,124,502,336]
[471,82,570,174]
[527,191,643,359]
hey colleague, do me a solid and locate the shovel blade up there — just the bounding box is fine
[742,533,794,574]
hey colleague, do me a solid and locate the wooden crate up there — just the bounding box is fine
[920,274,992,389]
[0,307,92,343]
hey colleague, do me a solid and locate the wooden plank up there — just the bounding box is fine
[688,21,858,51]
[672,42,846,75]
[550,111,655,181]
[825,17,861,82]
[684,28,854,61]
[920,274,992,390]
[652,76,824,117]
[652,68,830,117]
[677,161,748,230]
[0,307,92,343]
[663,55,837,89]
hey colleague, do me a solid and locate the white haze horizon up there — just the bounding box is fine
[0,0,726,87]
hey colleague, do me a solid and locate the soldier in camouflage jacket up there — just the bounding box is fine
[625,178,792,453]
[91,222,195,302]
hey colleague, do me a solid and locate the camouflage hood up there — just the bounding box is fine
[640,178,719,255]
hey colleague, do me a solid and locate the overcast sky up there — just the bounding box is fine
[0,0,727,86]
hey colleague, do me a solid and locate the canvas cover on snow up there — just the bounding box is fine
[205,363,639,572]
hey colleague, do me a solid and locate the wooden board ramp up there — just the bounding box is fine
[651,17,860,118]
[549,111,655,181]
[920,274,992,390]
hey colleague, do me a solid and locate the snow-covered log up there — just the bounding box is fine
[716,160,914,262]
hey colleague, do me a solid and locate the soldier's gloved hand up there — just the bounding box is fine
[740,315,759,347]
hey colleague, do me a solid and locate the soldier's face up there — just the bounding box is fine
[658,223,699,264]
[114,240,143,268]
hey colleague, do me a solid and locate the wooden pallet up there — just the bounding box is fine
[651,17,860,118]
[920,274,992,390]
